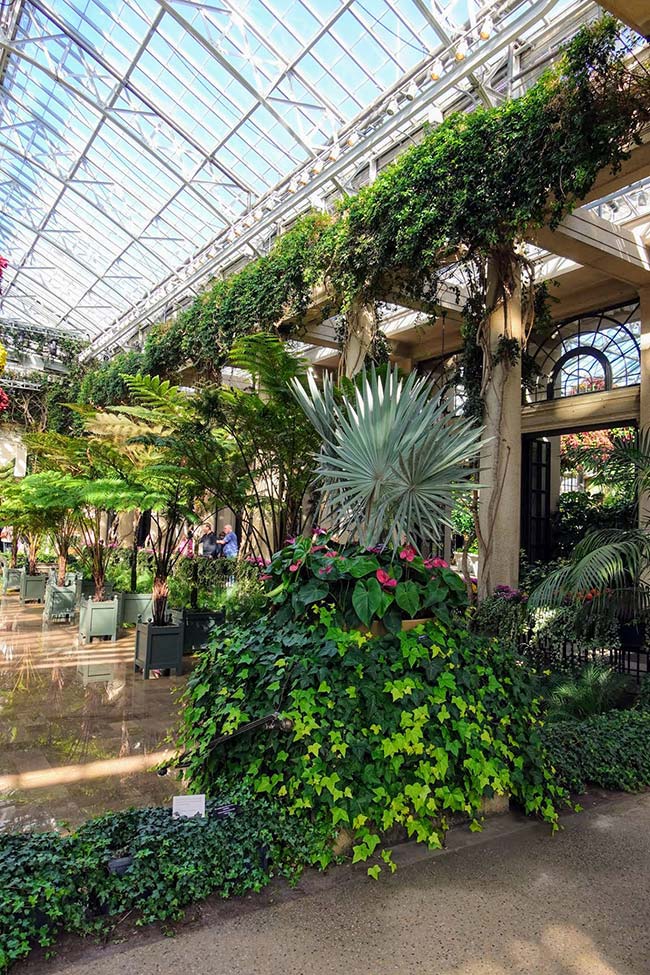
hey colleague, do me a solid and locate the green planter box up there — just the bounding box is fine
[170,607,224,653]
[44,578,82,622]
[19,571,47,605]
[134,621,183,679]
[118,592,153,625]
[79,596,120,643]
[2,565,22,593]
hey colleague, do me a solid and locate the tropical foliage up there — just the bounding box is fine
[264,532,466,631]
[178,608,564,877]
[530,428,650,620]
[292,366,482,549]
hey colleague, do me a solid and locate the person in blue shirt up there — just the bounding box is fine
[221,524,239,558]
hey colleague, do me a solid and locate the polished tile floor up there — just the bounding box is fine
[0,595,189,832]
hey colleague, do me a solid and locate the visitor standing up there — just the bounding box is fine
[200,525,219,558]
[221,524,239,558]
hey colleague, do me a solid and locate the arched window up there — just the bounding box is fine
[527,302,640,403]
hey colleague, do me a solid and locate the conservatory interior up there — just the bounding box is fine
[1,0,650,970]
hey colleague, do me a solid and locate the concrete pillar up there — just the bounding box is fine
[342,301,376,378]
[639,286,650,526]
[549,435,562,513]
[478,256,523,599]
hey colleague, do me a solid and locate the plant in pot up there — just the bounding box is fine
[287,365,483,630]
[168,555,231,652]
[82,374,226,674]
[74,478,146,642]
[0,476,50,605]
[17,472,83,620]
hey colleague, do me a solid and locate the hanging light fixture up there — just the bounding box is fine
[480,16,493,40]
[405,80,418,101]
[328,142,341,161]
[298,169,310,185]
[243,213,254,228]
[346,131,360,147]
[455,37,469,60]
[288,177,299,193]
[312,158,324,174]
[386,97,399,116]
[253,208,263,222]
[430,58,443,80]
[428,106,444,125]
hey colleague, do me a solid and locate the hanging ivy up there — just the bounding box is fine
[18,16,647,437]
[123,18,649,391]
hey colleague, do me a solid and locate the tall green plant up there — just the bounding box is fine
[291,365,482,549]
[199,334,319,555]
[530,428,650,619]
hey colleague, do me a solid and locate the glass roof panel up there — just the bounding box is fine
[0,0,597,345]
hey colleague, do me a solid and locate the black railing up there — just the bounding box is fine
[518,630,650,683]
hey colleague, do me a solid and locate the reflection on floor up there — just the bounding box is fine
[0,596,189,833]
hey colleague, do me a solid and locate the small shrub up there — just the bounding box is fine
[546,663,627,722]
[0,788,314,972]
[542,710,650,794]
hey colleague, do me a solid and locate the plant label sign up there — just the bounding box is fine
[172,794,206,819]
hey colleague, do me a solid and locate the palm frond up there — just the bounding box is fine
[291,364,482,548]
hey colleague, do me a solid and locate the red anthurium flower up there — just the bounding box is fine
[318,565,333,576]
[376,568,397,590]
[260,573,272,581]
[312,544,327,552]
[424,556,448,569]
[289,560,302,572]
[399,544,417,562]
[324,551,337,558]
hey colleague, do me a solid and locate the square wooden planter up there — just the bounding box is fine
[134,621,183,679]
[2,565,22,593]
[170,607,224,653]
[19,571,47,605]
[118,592,153,626]
[44,581,81,622]
[79,596,120,643]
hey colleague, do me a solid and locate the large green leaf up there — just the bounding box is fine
[352,577,382,627]
[395,581,421,619]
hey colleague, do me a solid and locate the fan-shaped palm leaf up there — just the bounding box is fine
[291,365,482,548]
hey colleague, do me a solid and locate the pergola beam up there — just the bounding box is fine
[599,0,650,40]
[533,206,650,287]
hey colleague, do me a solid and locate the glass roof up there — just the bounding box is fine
[0,0,583,350]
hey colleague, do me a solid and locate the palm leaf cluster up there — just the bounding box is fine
[530,429,648,619]
[291,365,483,549]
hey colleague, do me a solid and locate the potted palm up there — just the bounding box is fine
[289,365,483,628]
[83,373,229,674]
[16,472,82,622]
[0,477,49,605]
[76,478,145,642]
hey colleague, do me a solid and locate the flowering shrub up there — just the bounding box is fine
[264,533,466,631]
[0,386,9,414]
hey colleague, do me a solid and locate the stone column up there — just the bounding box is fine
[477,257,523,599]
[342,301,376,378]
[639,286,650,526]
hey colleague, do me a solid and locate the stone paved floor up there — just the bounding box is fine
[19,792,650,974]
[0,594,188,832]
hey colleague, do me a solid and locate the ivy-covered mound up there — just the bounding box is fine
[179,607,566,874]
[0,790,314,973]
